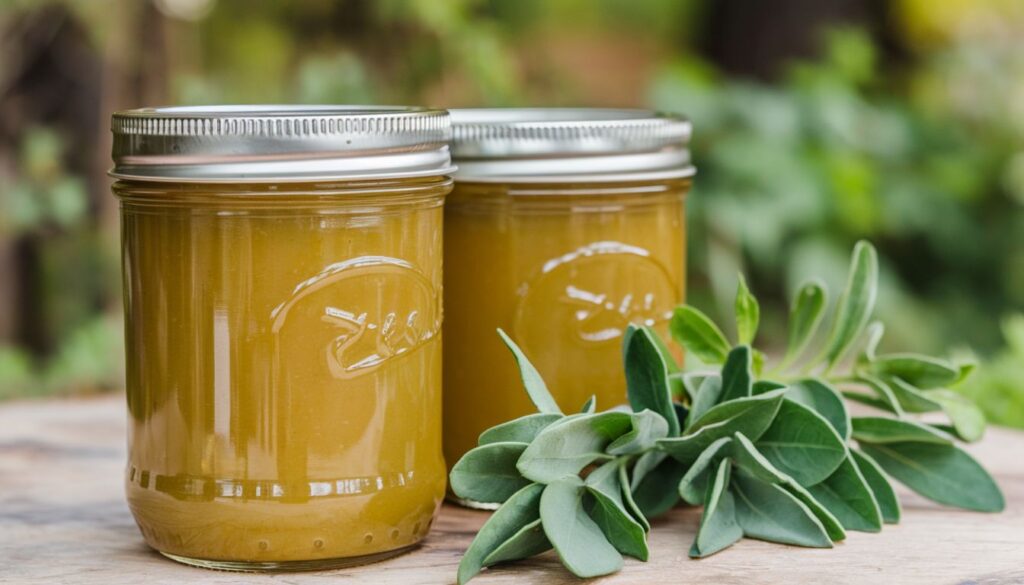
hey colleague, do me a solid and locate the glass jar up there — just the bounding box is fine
[443,109,694,505]
[110,106,453,570]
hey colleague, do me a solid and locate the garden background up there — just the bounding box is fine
[1,0,1022,428]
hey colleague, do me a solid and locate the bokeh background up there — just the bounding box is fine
[1,0,1022,427]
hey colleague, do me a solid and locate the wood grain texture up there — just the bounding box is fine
[1,395,1022,585]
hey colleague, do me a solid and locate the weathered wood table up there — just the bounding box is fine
[1,395,1023,585]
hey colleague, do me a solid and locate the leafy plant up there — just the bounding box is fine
[450,241,1004,583]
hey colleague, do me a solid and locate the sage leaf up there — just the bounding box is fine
[580,395,597,414]
[821,240,878,368]
[661,391,786,466]
[630,451,685,518]
[926,389,985,442]
[851,417,954,445]
[755,399,846,486]
[670,305,731,365]
[731,471,833,548]
[678,437,733,505]
[479,413,563,446]
[690,459,743,558]
[859,441,1005,512]
[607,410,670,455]
[752,348,766,377]
[858,321,885,363]
[850,448,901,524]
[785,378,850,440]
[731,435,846,542]
[498,328,562,415]
[540,477,624,578]
[782,278,827,365]
[481,519,551,566]
[806,455,883,533]
[852,375,905,416]
[884,377,943,413]
[685,375,722,431]
[752,379,787,395]
[517,412,631,483]
[450,442,531,504]
[625,327,680,437]
[719,345,753,403]
[457,483,544,585]
[735,273,760,345]
[868,353,959,389]
[618,462,650,531]
[586,481,649,560]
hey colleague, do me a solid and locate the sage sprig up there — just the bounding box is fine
[451,241,1004,583]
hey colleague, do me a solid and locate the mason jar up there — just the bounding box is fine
[443,109,694,505]
[110,106,452,570]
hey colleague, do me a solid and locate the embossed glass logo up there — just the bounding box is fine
[271,256,440,378]
[514,241,678,347]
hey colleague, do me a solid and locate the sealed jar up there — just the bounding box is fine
[110,106,453,570]
[443,109,693,500]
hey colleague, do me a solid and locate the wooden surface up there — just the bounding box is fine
[1,396,1023,585]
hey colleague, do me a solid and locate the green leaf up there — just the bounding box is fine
[821,240,878,368]
[755,399,847,486]
[580,395,597,414]
[607,410,671,455]
[540,477,624,578]
[450,442,531,504]
[752,380,787,395]
[630,451,685,519]
[670,305,731,365]
[479,413,563,446]
[859,442,1005,512]
[661,391,786,465]
[497,329,562,415]
[618,462,650,531]
[458,483,545,585]
[926,389,986,442]
[625,327,680,437]
[678,437,733,505]
[751,348,766,377]
[782,278,828,366]
[517,412,631,483]
[868,354,960,389]
[885,377,943,413]
[690,459,743,558]
[481,519,551,566]
[731,471,833,548]
[858,321,885,364]
[685,375,722,431]
[735,273,760,345]
[785,378,850,440]
[852,375,905,416]
[806,455,882,533]
[851,417,953,445]
[586,475,649,560]
[850,449,901,524]
[731,435,845,542]
[719,345,753,403]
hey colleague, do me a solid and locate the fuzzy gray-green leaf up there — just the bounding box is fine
[607,410,671,455]
[885,377,943,413]
[821,240,878,368]
[481,519,551,566]
[479,413,563,446]
[678,437,733,505]
[587,482,649,560]
[541,477,624,578]
[450,442,531,504]
[850,449,901,524]
[690,459,743,558]
[806,455,883,533]
[685,375,722,431]
[625,327,680,437]
[755,399,847,486]
[731,471,833,548]
[517,412,631,483]
[868,353,960,389]
[782,279,827,365]
[719,345,753,403]
[851,417,954,445]
[458,483,544,585]
[786,378,850,440]
[858,441,1005,512]
[735,273,760,345]
[498,328,562,415]
[926,389,986,442]
[630,451,685,519]
[670,305,732,365]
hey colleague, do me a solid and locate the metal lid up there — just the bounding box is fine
[109,105,455,183]
[449,108,694,183]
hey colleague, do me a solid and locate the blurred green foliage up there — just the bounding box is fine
[0,0,1021,428]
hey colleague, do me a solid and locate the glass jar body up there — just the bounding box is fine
[442,179,689,483]
[115,177,449,570]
